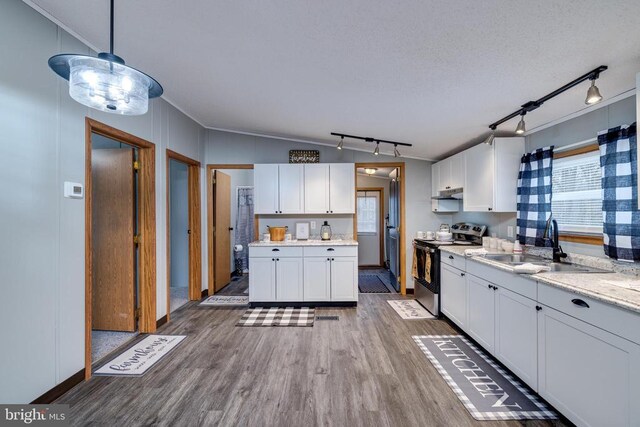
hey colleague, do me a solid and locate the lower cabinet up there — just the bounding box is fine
[275,257,303,301]
[248,257,302,302]
[538,305,640,427]
[466,274,496,354]
[494,286,538,391]
[330,257,358,301]
[303,257,331,301]
[440,263,467,329]
[249,257,276,302]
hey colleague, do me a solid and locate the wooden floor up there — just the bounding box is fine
[57,293,566,426]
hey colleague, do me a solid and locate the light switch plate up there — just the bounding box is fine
[310,221,317,230]
[64,181,84,199]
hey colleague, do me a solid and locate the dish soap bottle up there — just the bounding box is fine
[321,221,332,241]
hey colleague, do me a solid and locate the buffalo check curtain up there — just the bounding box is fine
[598,123,639,261]
[517,147,554,247]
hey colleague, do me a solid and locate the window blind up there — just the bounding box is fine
[357,195,378,234]
[551,150,602,234]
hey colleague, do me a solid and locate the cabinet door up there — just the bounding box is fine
[278,164,305,214]
[440,263,467,329]
[304,164,330,214]
[493,137,524,212]
[449,152,465,189]
[463,143,495,211]
[538,305,640,427]
[249,257,276,301]
[275,257,303,301]
[329,163,355,213]
[466,274,495,354]
[438,158,452,191]
[330,257,357,301]
[431,162,440,197]
[495,287,538,391]
[254,164,279,214]
[303,257,331,301]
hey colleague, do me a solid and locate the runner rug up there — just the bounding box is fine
[94,334,186,377]
[413,335,556,421]
[387,299,434,319]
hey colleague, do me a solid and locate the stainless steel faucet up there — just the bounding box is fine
[543,217,568,263]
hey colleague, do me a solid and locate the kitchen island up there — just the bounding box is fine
[248,239,359,306]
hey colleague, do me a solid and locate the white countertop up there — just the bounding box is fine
[248,239,358,247]
[439,245,640,314]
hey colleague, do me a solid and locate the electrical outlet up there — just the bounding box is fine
[507,226,514,238]
[310,221,317,230]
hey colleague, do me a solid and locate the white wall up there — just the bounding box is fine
[0,1,204,403]
[170,160,189,288]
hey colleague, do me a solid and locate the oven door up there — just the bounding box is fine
[413,242,440,316]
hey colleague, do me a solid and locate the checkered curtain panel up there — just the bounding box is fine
[598,123,639,261]
[517,147,554,247]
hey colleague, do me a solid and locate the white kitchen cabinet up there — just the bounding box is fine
[463,137,524,212]
[432,199,459,213]
[249,257,276,301]
[538,305,640,427]
[466,274,495,354]
[438,158,452,191]
[449,152,465,189]
[431,162,440,197]
[330,257,358,301]
[254,164,280,214]
[278,164,305,214]
[303,257,331,301]
[275,257,303,301]
[495,286,538,391]
[304,164,330,214]
[329,163,355,214]
[440,263,467,329]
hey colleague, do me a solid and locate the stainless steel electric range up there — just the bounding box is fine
[413,222,487,316]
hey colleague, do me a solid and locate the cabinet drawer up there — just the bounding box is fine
[249,246,303,258]
[441,251,466,270]
[303,246,358,258]
[466,259,536,300]
[538,283,640,345]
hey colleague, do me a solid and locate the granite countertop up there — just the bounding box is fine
[439,245,640,314]
[249,239,358,247]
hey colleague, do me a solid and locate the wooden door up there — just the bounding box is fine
[213,170,232,292]
[92,148,136,331]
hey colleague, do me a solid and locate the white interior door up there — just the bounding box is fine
[357,190,381,266]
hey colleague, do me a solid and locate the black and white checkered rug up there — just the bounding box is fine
[236,307,315,327]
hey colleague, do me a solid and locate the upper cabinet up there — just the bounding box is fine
[256,163,355,215]
[463,137,524,212]
[432,152,465,194]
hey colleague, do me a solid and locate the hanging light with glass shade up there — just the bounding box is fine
[48,0,163,115]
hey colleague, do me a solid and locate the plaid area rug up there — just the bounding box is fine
[358,275,390,293]
[236,307,315,327]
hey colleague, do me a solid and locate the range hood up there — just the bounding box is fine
[432,187,463,200]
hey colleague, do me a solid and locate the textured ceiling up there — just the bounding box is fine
[26,0,640,159]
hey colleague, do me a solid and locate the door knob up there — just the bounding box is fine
[228,227,234,231]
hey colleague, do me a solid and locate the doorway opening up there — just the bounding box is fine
[354,163,406,295]
[166,150,202,320]
[85,118,156,379]
[207,165,256,297]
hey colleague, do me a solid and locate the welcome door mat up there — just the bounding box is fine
[358,275,390,293]
[236,307,315,327]
[387,300,435,319]
[94,335,186,377]
[413,335,556,421]
[200,295,249,306]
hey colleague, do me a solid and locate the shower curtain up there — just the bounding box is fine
[235,187,254,272]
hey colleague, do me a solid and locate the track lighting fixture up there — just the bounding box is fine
[487,65,607,133]
[336,136,344,150]
[374,142,380,156]
[515,113,526,135]
[393,144,401,158]
[585,79,603,105]
[330,132,412,156]
[484,130,496,145]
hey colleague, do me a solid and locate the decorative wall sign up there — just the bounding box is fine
[289,150,320,163]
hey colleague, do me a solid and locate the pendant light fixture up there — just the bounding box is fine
[585,79,603,105]
[393,144,401,158]
[515,113,526,134]
[336,135,344,150]
[48,0,163,115]
[373,142,380,156]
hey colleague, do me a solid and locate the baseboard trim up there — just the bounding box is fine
[31,369,84,404]
[201,289,209,298]
[156,315,168,328]
[406,288,414,295]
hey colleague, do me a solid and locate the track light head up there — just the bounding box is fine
[484,133,495,146]
[374,142,380,156]
[585,79,603,105]
[393,144,400,158]
[515,114,526,135]
[336,136,344,150]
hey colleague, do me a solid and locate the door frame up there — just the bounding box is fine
[85,118,157,380]
[354,162,406,295]
[166,149,202,320]
[355,187,385,268]
[206,164,259,295]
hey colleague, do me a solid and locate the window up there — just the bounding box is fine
[552,148,602,235]
[357,193,378,234]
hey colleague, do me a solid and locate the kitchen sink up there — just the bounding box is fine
[482,254,612,274]
[483,254,548,264]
